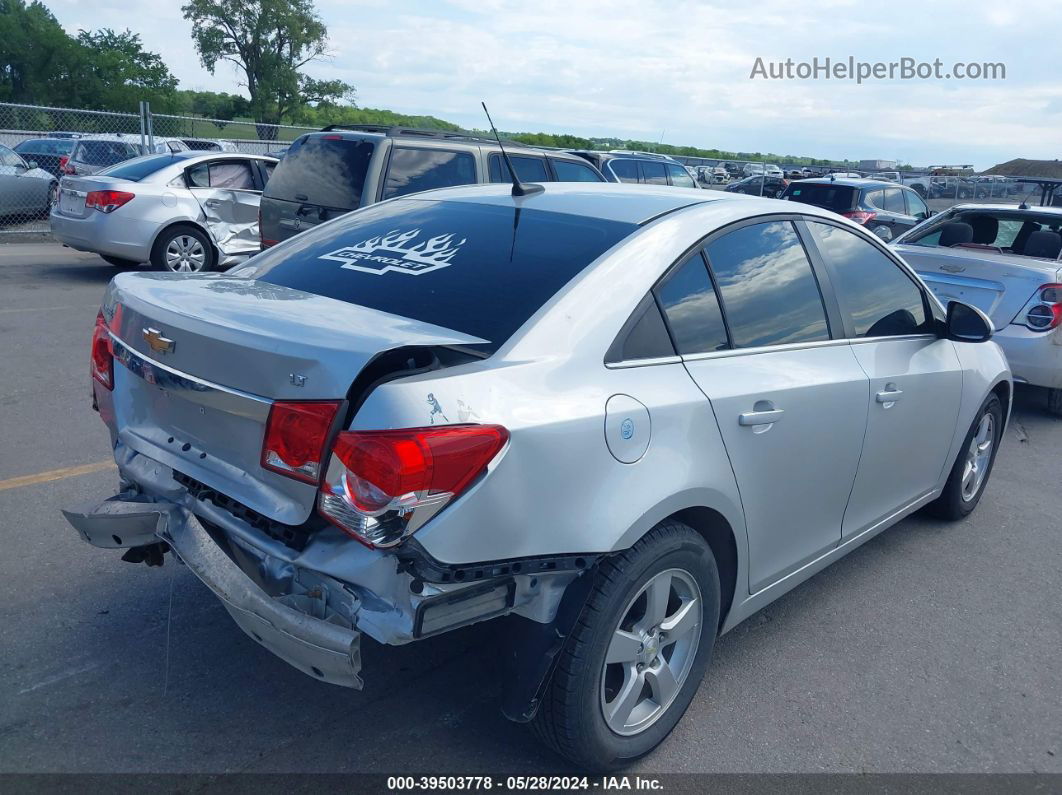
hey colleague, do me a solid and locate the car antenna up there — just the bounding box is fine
[481,102,543,198]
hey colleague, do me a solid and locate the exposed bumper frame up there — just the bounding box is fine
[62,497,363,689]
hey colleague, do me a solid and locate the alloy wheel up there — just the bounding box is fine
[600,568,702,736]
[961,412,994,502]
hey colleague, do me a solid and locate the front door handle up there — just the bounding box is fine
[739,408,784,426]
[204,199,221,207]
[876,387,904,404]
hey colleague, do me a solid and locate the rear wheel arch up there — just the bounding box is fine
[666,506,738,631]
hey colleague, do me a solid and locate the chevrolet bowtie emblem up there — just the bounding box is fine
[142,327,175,354]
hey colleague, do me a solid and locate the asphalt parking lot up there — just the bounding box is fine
[0,242,1060,775]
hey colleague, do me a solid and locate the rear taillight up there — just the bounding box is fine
[261,401,342,484]
[258,207,278,248]
[318,425,509,548]
[1015,284,1062,331]
[842,210,876,225]
[90,311,113,390]
[59,155,73,174]
[85,190,134,213]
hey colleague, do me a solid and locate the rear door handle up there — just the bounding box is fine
[739,409,784,426]
[876,388,904,404]
[204,199,221,207]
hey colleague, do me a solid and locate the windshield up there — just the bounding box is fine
[900,209,1062,258]
[783,183,857,212]
[244,199,636,354]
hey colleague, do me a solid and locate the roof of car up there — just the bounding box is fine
[795,177,903,189]
[396,181,763,225]
[945,203,1062,217]
[300,128,586,161]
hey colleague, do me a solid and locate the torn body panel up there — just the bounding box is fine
[192,187,262,258]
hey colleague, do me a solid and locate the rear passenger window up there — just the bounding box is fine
[609,160,639,183]
[667,164,696,188]
[704,221,830,348]
[640,161,668,185]
[882,188,905,213]
[550,158,603,182]
[383,148,476,199]
[655,254,729,354]
[807,221,929,337]
[488,154,548,183]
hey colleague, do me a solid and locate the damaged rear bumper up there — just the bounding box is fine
[63,497,363,689]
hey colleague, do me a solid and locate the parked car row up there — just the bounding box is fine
[68,180,1011,771]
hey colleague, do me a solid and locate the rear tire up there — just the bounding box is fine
[530,520,720,770]
[1048,388,1062,417]
[150,225,214,273]
[928,393,1002,520]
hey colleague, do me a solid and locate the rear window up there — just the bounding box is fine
[15,139,74,154]
[74,141,139,166]
[783,183,857,212]
[247,199,636,354]
[264,135,374,210]
[98,154,182,181]
[550,158,603,182]
[488,154,548,183]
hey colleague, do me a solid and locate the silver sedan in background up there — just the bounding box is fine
[50,151,276,271]
[0,143,58,217]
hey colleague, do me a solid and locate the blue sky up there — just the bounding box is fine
[48,0,1061,169]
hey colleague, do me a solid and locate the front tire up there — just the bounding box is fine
[928,393,1002,520]
[150,225,214,273]
[530,521,720,770]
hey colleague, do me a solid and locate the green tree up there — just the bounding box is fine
[181,0,354,124]
[0,0,79,105]
[75,29,179,110]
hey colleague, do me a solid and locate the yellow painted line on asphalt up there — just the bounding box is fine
[0,460,115,492]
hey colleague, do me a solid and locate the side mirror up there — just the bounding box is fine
[25,160,38,170]
[946,300,993,343]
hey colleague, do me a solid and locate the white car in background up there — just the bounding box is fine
[894,204,1062,414]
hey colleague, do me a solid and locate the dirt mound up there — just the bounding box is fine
[983,159,1062,178]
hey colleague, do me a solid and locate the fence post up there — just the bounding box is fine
[144,102,154,151]
[138,100,148,150]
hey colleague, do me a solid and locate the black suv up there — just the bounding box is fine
[567,151,698,189]
[781,177,931,242]
[259,125,605,247]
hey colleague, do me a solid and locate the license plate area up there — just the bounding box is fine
[59,189,85,216]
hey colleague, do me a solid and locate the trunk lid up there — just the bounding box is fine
[895,244,1061,329]
[103,272,486,524]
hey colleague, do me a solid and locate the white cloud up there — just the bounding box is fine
[42,0,1062,168]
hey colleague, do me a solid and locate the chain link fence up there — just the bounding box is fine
[2,100,1060,236]
[0,101,316,234]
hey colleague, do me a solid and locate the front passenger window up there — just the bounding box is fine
[807,221,929,337]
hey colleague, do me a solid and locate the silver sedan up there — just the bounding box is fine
[66,183,1010,768]
[50,151,276,271]
[0,143,57,217]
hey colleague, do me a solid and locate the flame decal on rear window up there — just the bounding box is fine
[319,228,466,276]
